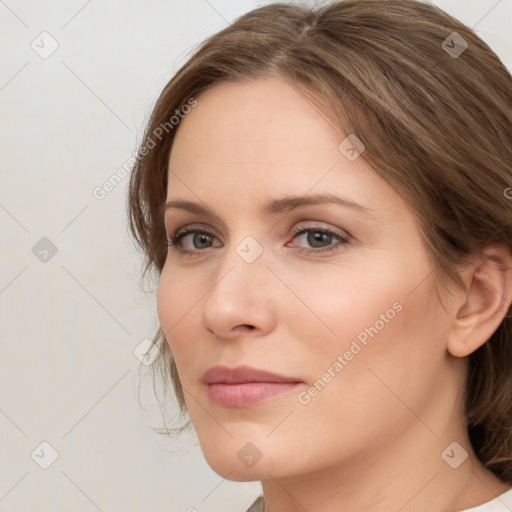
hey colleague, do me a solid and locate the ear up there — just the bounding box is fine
[446,246,512,358]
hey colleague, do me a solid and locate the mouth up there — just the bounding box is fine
[202,365,304,408]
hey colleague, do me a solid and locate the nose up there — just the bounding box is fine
[200,239,277,341]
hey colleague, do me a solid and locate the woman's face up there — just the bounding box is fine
[158,77,460,481]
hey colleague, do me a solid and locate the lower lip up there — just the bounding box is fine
[207,382,301,407]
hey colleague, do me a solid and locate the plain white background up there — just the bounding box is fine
[1,1,511,511]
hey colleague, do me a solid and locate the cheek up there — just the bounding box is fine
[287,248,447,404]
[281,282,446,469]
[282,252,416,359]
[156,268,201,375]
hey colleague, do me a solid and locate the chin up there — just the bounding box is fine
[202,450,271,481]
[197,430,289,482]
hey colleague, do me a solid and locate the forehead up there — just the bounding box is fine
[169,77,341,166]
[166,77,406,224]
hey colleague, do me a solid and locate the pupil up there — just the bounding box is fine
[308,231,331,248]
[195,233,211,248]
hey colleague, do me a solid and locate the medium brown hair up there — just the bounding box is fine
[128,0,512,483]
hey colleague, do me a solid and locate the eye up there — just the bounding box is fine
[289,225,349,254]
[166,224,221,255]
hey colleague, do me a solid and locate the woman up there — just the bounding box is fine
[128,1,512,510]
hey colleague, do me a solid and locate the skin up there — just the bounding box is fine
[157,77,512,512]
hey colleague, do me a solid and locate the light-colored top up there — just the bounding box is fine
[246,487,512,512]
[462,487,512,511]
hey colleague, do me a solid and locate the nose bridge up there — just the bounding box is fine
[209,233,267,301]
[200,232,273,336]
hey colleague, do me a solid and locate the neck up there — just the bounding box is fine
[260,420,509,512]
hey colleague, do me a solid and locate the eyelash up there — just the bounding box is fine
[165,224,350,257]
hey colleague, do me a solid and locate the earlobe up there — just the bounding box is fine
[446,246,512,358]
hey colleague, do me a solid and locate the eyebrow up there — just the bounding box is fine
[164,194,374,221]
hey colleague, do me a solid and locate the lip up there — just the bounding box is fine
[202,365,303,407]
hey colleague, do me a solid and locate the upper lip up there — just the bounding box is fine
[202,365,303,385]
